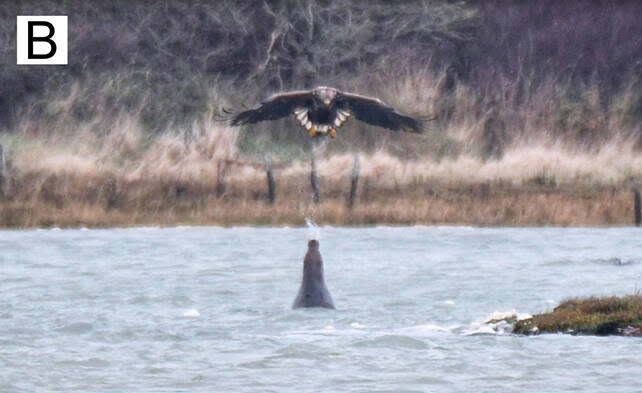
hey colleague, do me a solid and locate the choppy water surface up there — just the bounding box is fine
[1,226,641,392]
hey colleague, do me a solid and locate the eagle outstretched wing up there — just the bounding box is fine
[335,92,422,133]
[229,90,313,125]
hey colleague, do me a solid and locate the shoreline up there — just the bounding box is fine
[0,176,639,228]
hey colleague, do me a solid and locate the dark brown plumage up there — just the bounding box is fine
[228,86,421,138]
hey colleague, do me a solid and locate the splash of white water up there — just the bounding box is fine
[305,216,321,240]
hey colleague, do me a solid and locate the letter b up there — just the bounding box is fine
[28,21,57,59]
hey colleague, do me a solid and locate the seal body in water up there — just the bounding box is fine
[292,240,335,309]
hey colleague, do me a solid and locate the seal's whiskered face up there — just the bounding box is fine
[313,87,337,106]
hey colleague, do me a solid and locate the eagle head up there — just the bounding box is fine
[313,86,337,106]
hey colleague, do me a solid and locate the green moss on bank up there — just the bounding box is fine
[514,295,642,336]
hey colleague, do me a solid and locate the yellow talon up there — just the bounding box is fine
[309,127,317,137]
[330,128,336,138]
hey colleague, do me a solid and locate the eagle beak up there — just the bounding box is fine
[330,128,336,138]
[323,99,331,105]
[309,127,317,137]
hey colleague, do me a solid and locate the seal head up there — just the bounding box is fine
[292,240,335,309]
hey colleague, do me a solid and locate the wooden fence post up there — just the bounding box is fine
[347,154,360,208]
[215,160,226,198]
[310,154,320,204]
[0,144,5,177]
[634,188,641,227]
[0,144,6,197]
[265,154,276,204]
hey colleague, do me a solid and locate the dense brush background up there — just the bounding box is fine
[0,0,641,226]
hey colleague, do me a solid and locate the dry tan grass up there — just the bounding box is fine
[0,184,634,228]
[1,114,641,228]
[0,154,637,228]
[0,69,640,228]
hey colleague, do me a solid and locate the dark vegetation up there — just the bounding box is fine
[0,1,641,228]
[514,295,642,336]
[1,0,640,155]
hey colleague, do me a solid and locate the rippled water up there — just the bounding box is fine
[1,226,641,392]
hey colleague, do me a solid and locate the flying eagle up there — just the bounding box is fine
[228,86,422,138]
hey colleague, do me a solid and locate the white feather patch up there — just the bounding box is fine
[305,121,312,130]
[296,111,308,121]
